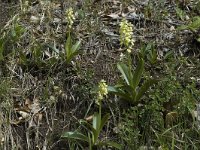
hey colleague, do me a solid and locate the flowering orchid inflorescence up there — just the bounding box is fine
[119,19,135,53]
[96,80,108,105]
[65,7,75,29]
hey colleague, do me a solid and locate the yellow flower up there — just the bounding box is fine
[119,19,134,47]
[119,19,135,55]
[66,7,75,29]
[120,52,125,60]
[127,48,131,53]
[99,80,108,96]
[96,80,108,105]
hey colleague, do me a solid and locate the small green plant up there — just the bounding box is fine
[108,19,157,105]
[0,16,25,61]
[64,7,81,64]
[65,33,81,64]
[175,7,186,21]
[178,16,200,42]
[62,80,121,150]
[139,43,158,64]
[178,16,200,32]
[108,58,157,105]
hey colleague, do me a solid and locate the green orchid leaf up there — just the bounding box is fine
[107,86,118,92]
[65,33,72,59]
[132,58,144,89]
[71,40,81,53]
[119,85,137,101]
[107,86,133,102]
[93,112,101,130]
[61,131,89,142]
[136,78,158,102]
[65,33,81,63]
[68,50,80,61]
[120,85,134,94]
[93,112,101,142]
[117,63,132,85]
[108,85,133,95]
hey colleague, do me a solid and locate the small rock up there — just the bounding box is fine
[30,16,40,24]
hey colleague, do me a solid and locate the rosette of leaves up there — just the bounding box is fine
[108,58,158,105]
[65,33,81,64]
[61,112,121,149]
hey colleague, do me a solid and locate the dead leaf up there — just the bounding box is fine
[165,111,178,126]
[107,13,120,19]
[13,97,44,127]
[85,115,93,122]
[18,111,30,119]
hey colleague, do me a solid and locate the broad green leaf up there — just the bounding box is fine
[117,93,133,102]
[117,63,131,85]
[107,86,118,93]
[132,58,144,89]
[108,85,133,95]
[65,33,72,59]
[120,85,134,94]
[136,79,158,102]
[107,86,133,102]
[119,85,136,101]
[93,112,101,142]
[71,40,81,53]
[61,131,89,142]
[65,33,81,63]
[67,50,80,63]
[93,112,100,130]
